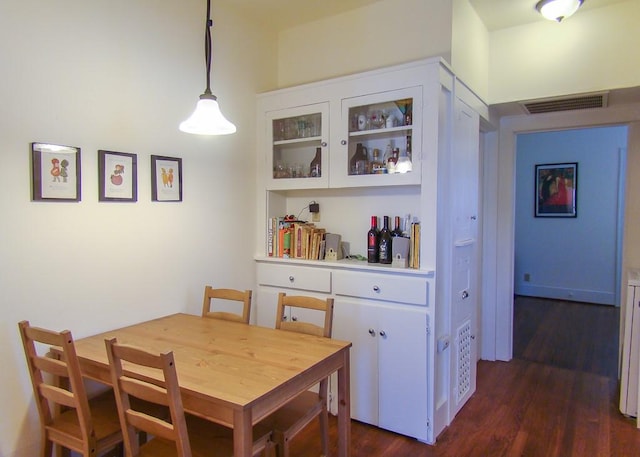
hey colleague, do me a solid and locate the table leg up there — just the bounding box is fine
[233,409,252,457]
[337,349,351,457]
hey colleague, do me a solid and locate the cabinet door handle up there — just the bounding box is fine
[373,285,380,293]
[379,330,387,338]
[341,140,347,145]
[288,275,295,282]
[368,328,376,337]
[321,141,327,147]
[291,316,298,322]
[461,290,469,299]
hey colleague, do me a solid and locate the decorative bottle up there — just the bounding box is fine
[310,147,321,177]
[392,216,403,237]
[378,216,392,265]
[367,216,380,263]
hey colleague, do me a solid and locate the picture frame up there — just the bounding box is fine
[98,150,137,202]
[31,142,81,202]
[151,155,182,202]
[535,162,577,217]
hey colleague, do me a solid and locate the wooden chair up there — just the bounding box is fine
[18,320,123,457]
[266,293,335,457]
[201,286,252,324]
[104,337,272,457]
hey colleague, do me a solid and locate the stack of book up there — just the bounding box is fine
[409,221,420,269]
[267,217,326,260]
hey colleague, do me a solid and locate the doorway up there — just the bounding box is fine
[514,126,628,307]
[481,107,640,362]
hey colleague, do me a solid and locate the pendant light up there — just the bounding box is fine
[535,0,583,22]
[179,0,236,135]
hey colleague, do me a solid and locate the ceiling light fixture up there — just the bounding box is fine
[179,0,236,135]
[535,0,584,22]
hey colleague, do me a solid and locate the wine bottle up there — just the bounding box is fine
[378,216,392,264]
[367,216,380,263]
[392,216,403,237]
[310,147,321,177]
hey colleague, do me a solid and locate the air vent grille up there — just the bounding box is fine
[522,93,608,114]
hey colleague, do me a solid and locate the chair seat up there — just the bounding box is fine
[135,415,271,457]
[48,390,122,452]
[262,391,323,433]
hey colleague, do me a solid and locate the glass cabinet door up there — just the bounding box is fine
[331,87,422,188]
[266,103,329,190]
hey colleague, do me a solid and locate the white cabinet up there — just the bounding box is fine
[621,270,640,426]
[254,58,487,445]
[331,86,422,188]
[332,270,429,441]
[266,103,329,190]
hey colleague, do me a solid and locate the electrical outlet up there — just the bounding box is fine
[524,273,530,282]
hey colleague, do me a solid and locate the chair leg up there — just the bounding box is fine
[319,410,329,457]
[42,437,52,457]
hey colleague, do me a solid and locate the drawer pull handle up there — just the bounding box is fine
[379,330,387,338]
[368,328,376,337]
[291,316,298,322]
[462,290,469,299]
[373,285,380,293]
[288,276,295,282]
[321,141,328,147]
[341,140,347,145]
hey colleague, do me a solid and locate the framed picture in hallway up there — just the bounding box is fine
[151,155,182,202]
[535,162,577,217]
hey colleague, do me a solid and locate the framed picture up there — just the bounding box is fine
[535,162,577,217]
[98,150,137,202]
[151,155,182,202]
[31,142,81,202]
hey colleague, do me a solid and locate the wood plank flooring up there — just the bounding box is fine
[288,296,640,456]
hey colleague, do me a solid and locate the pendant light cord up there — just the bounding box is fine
[204,0,213,96]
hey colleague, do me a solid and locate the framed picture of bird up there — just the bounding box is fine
[98,150,137,202]
[31,142,81,202]
[151,155,182,202]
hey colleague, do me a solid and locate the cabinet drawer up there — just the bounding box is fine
[256,263,331,293]
[333,270,428,306]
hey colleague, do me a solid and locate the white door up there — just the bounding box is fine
[377,303,429,440]
[449,97,480,418]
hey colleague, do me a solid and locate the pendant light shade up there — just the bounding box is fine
[536,0,583,22]
[179,0,236,135]
[179,94,236,135]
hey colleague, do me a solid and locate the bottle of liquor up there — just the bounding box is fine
[378,216,392,264]
[310,147,321,177]
[367,216,380,263]
[392,216,403,237]
[371,148,384,174]
[350,143,369,175]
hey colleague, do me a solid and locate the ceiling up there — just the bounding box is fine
[222,0,630,31]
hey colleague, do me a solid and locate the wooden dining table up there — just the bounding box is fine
[71,313,352,457]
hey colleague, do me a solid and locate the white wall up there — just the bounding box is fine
[0,1,277,456]
[489,0,640,104]
[276,0,452,88]
[452,0,489,102]
[514,126,628,305]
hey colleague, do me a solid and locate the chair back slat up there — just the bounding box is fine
[275,293,334,338]
[105,337,192,457]
[18,320,95,449]
[202,286,252,324]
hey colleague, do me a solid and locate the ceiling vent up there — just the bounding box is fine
[521,92,609,114]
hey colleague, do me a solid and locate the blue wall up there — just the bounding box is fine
[515,126,628,305]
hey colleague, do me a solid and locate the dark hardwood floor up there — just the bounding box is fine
[289,296,640,456]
